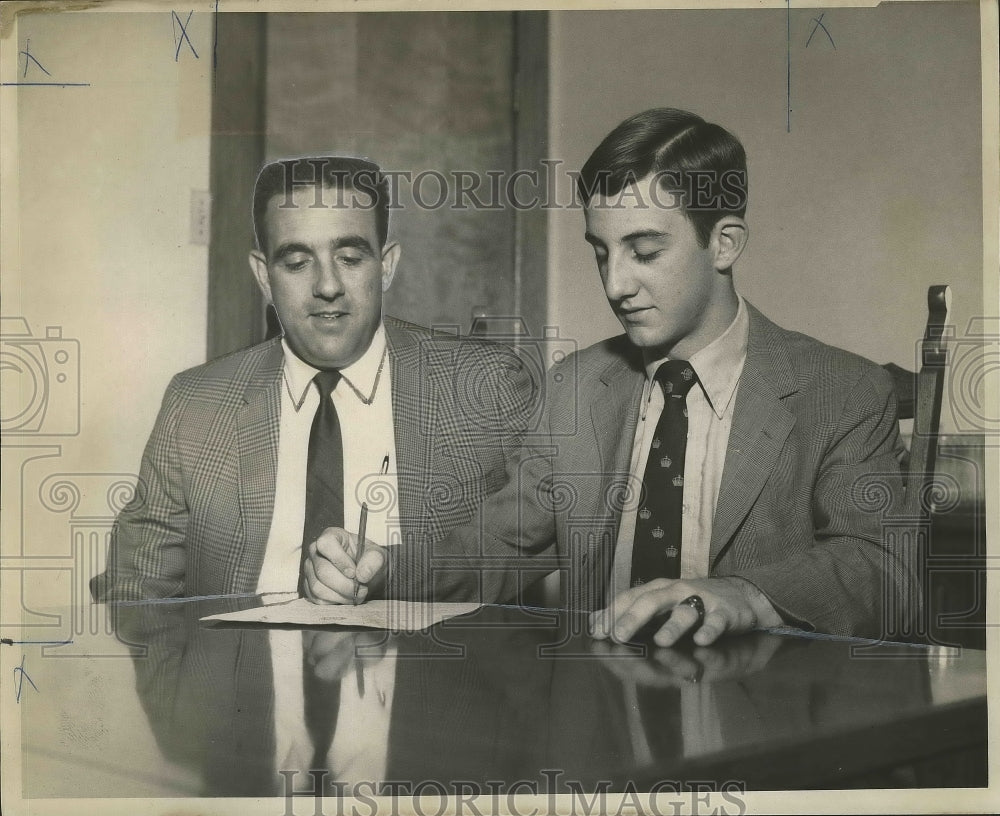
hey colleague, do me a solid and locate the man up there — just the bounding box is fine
[308,110,917,646]
[92,156,532,601]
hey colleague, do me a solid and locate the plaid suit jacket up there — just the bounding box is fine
[391,304,917,638]
[92,316,534,601]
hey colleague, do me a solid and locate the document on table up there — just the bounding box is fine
[201,596,482,631]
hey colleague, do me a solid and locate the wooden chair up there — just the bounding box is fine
[881,284,951,515]
[878,286,951,645]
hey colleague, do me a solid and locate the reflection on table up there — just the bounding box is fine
[20,598,987,798]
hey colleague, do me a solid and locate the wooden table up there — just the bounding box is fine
[12,598,988,805]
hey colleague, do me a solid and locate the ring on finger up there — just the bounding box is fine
[685,663,705,684]
[677,594,705,626]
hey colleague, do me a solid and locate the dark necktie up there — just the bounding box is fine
[300,371,344,775]
[631,360,698,586]
[299,370,344,596]
[302,633,341,773]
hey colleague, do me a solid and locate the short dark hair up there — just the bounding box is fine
[577,108,748,248]
[252,156,390,253]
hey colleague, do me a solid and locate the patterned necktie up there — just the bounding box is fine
[300,370,344,596]
[631,360,698,586]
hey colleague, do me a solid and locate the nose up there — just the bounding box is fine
[313,256,345,301]
[602,252,637,303]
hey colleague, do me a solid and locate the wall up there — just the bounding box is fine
[264,12,520,334]
[548,4,986,433]
[1,11,212,600]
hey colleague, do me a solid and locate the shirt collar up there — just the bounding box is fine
[643,295,749,419]
[281,323,388,411]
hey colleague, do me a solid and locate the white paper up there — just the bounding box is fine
[201,597,483,631]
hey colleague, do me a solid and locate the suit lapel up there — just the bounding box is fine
[385,319,435,542]
[594,355,645,478]
[709,307,798,566]
[576,353,643,608]
[235,341,283,592]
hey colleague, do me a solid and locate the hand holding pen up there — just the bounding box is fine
[352,453,388,603]
[303,454,391,605]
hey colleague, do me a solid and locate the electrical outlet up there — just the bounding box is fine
[190,190,210,245]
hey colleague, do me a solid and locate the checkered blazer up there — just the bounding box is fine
[390,304,917,638]
[92,317,534,601]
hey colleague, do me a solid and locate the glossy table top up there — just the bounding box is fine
[15,598,987,799]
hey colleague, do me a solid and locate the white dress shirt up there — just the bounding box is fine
[261,324,400,787]
[612,297,749,595]
[256,323,400,594]
[271,629,399,790]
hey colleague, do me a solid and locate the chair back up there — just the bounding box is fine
[888,285,951,517]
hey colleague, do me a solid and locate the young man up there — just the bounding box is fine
[310,111,917,646]
[92,156,533,601]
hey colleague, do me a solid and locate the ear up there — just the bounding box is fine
[379,241,401,292]
[710,217,749,271]
[248,249,273,302]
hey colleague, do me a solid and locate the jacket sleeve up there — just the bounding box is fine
[90,375,189,601]
[728,366,920,638]
[386,353,563,604]
[386,441,561,604]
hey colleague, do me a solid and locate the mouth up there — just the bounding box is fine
[617,306,652,321]
[310,311,348,321]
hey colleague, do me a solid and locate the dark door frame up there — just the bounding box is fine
[207,10,549,359]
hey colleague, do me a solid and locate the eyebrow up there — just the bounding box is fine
[584,229,669,246]
[331,235,376,253]
[621,229,669,243]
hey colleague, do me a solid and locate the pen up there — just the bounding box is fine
[356,654,366,698]
[358,455,388,603]
[354,455,388,697]
[355,502,368,605]
[354,502,368,697]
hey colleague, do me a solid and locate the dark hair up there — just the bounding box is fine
[252,156,390,253]
[577,108,748,248]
